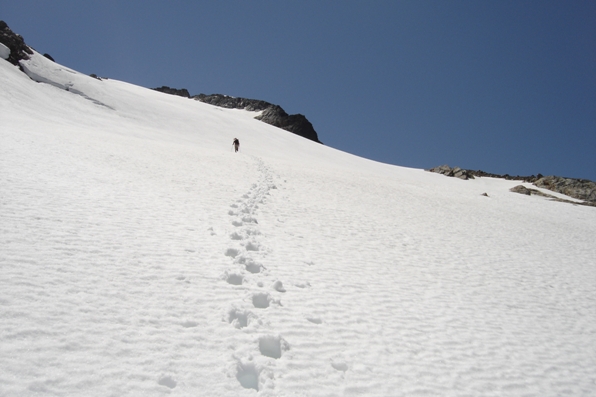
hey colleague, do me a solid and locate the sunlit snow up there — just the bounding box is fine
[1,51,595,396]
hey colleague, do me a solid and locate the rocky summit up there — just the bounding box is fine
[152,90,322,144]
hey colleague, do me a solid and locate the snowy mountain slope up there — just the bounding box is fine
[1,52,596,396]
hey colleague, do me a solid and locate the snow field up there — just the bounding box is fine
[1,51,596,396]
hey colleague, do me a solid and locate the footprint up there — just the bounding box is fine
[331,361,348,372]
[245,242,260,251]
[181,320,199,328]
[272,280,286,292]
[258,335,288,359]
[236,362,260,391]
[242,216,258,224]
[232,220,243,227]
[228,308,254,329]
[157,376,177,389]
[244,262,264,274]
[306,317,322,324]
[225,273,244,286]
[230,232,244,240]
[224,248,240,258]
[252,292,271,309]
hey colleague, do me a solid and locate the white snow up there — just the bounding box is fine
[1,51,596,396]
[0,43,9,60]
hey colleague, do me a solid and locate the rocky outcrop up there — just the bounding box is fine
[153,86,190,98]
[429,165,595,207]
[0,20,33,66]
[195,94,322,143]
[534,176,596,203]
[428,164,543,182]
[149,91,322,143]
[254,105,320,143]
[428,165,475,180]
[193,93,271,112]
[510,185,596,207]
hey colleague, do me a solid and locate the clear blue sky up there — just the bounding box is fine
[3,1,595,180]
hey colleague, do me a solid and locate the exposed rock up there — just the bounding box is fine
[254,105,321,143]
[193,93,271,111]
[428,165,475,180]
[430,164,595,207]
[0,20,33,66]
[43,53,55,62]
[429,165,543,183]
[153,86,190,98]
[534,176,596,203]
[195,93,322,143]
[510,185,596,207]
[469,169,542,183]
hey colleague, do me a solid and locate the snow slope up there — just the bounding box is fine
[1,52,595,396]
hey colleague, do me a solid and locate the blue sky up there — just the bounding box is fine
[2,1,595,180]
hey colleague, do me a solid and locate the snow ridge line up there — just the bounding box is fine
[222,157,287,393]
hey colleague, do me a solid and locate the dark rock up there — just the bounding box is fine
[0,20,34,66]
[193,93,271,112]
[255,105,321,143]
[428,165,475,180]
[43,53,55,62]
[534,176,596,203]
[195,94,322,143]
[510,184,596,207]
[152,86,190,98]
[510,185,533,196]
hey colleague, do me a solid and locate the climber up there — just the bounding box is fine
[232,138,240,153]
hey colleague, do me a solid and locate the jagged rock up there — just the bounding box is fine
[510,184,596,207]
[0,20,33,66]
[152,86,190,98]
[534,176,596,203]
[428,165,475,180]
[429,164,544,183]
[254,105,320,143]
[195,94,322,143]
[193,93,271,111]
[470,170,541,182]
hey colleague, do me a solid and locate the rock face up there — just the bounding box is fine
[150,91,322,143]
[510,185,596,207]
[254,105,320,143]
[534,176,596,203]
[0,20,33,66]
[428,165,475,180]
[428,165,542,182]
[195,94,322,143]
[153,86,190,98]
[193,93,271,112]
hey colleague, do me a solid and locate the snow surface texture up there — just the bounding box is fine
[1,52,596,396]
[0,43,9,60]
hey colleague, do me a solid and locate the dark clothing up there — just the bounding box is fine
[233,138,239,152]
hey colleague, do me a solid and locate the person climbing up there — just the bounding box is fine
[232,138,240,153]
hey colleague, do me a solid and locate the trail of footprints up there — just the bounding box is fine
[222,159,290,392]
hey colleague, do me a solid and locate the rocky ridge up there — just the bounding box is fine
[429,164,596,206]
[152,89,322,144]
